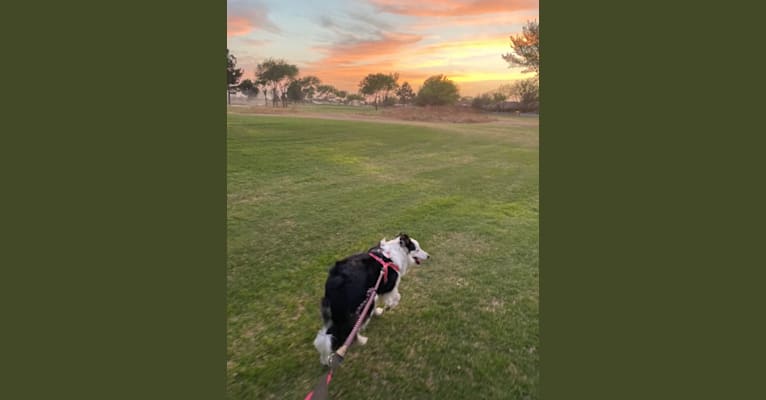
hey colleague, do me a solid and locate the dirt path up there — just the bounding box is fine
[227,109,539,129]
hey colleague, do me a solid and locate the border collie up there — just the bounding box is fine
[313,233,430,365]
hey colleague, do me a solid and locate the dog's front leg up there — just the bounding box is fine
[385,289,401,309]
[374,289,401,316]
[374,294,384,316]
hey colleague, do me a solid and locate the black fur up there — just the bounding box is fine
[320,250,399,351]
[398,232,416,252]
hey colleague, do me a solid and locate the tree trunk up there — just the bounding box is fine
[227,88,231,105]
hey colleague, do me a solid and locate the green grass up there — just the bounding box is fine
[227,114,539,399]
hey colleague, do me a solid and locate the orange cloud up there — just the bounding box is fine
[419,37,509,55]
[313,33,423,66]
[410,11,539,30]
[227,3,280,37]
[302,32,425,91]
[227,16,254,37]
[371,0,538,16]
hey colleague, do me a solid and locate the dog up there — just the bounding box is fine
[313,233,430,365]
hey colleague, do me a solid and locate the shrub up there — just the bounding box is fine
[414,75,460,106]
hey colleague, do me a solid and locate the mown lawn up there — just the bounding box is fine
[227,114,539,399]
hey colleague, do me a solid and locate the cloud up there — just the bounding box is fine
[227,1,280,37]
[227,16,254,37]
[371,0,538,17]
[419,37,510,55]
[410,11,539,30]
[312,32,423,66]
[319,15,336,29]
[346,11,393,31]
[233,37,271,47]
[316,12,394,45]
[300,31,421,91]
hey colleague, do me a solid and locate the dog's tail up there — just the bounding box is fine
[313,324,334,366]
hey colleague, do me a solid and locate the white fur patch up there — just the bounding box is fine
[313,325,333,366]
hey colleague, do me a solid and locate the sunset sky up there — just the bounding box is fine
[227,0,539,97]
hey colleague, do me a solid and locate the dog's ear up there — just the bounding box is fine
[398,233,414,250]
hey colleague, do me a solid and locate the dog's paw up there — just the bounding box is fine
[356,334,368,345]
[374,307,384,316]
[384,297,400,309]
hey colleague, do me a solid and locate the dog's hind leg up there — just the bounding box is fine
[356,304,375,345]
[372,295,386,317]
[356,333,368,345]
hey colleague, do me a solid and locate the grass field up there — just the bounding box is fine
[227,111,539,399]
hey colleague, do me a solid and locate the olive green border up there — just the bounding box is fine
[2,1,224,398]
[541,2,764,399]
[5,0,762,398]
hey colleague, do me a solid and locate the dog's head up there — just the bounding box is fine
[379,233,430,269]
[395,232,430,267]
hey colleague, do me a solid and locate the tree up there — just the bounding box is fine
[495,84,515,99]
[285,76,325,103]
[254,78,268,104]
[226,49,244,105]
[238,79,259,100]
[492,92,507,103]
[471,93,493,110]
[396,81,415,105]
[286,79,304,102]
[359,73,399,110]
[256,58,299,107]
[316,84,338,101]
[300,75,321,101]
[502,20,539,75]
[414,75,460,106]
[510,77,539,112]
[345,93,364,104]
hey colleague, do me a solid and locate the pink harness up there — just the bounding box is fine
[367,252,400,283]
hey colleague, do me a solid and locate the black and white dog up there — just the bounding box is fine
[313,233,430,365]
